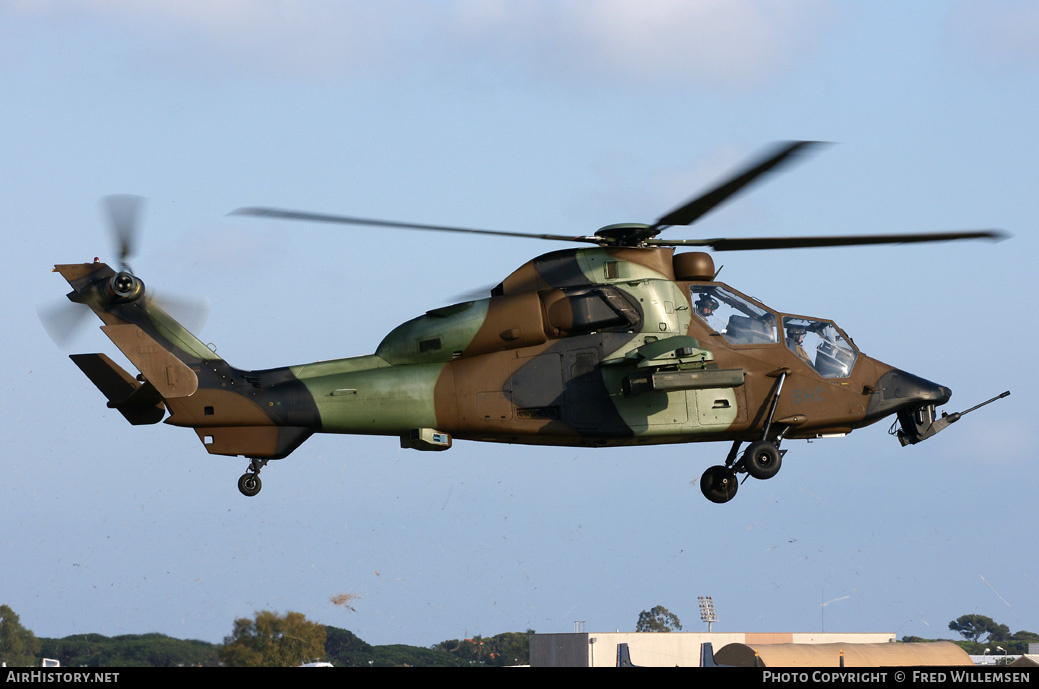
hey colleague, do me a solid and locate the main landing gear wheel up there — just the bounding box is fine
[238,472,262,497]
[743,440,782,480]
[700,465,739,504]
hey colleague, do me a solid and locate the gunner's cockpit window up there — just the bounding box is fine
[690,285,778,345]
[782,316,857,378]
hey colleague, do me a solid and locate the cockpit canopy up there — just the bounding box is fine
[781,316,857,378]
[690,283,858,378]
[692,284,778,345]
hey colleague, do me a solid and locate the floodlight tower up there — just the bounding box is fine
[698,596,717,632]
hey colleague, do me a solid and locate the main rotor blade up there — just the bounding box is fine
[103,195,145,264]
[653,141,825,230]
[231,207,599,244]
[651,230,1007,251]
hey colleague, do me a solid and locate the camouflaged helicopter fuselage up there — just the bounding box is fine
[56,246,913,461]
[304,246,718,447]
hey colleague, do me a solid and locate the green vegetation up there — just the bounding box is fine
[636,605,683,632]
[13,600,1035,666]
[432,630,532,666]
[0,605,42,667]
[322,627,468,667]
[38,633,220,667]
[220,610,327,667]
[6,603,529,667]
[902,614,1037,655]
[948,614,1010,643]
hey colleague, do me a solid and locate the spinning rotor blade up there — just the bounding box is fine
[39,290,210,347]
[103,194,145,265]
[232,143,1007,254]
[231,207,600,244]
[43,194,208,346]
[38,300,93,347]
[653,140,825,230]
[652,229,1007,251]
[445,284,499,303]
[149,291,210,334]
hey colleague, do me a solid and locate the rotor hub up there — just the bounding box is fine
[593,223,658,246]
[108,271,145,302]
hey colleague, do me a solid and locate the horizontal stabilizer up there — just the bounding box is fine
[70,353,165,425]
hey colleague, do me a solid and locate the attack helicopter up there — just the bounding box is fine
[52,141,1009,502]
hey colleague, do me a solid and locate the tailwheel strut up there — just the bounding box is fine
[238,458,269,497]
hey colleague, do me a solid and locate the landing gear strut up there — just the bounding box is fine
[238,458,269,497]
[700,373,791,503]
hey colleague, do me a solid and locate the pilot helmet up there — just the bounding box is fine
[787,325,807,342]
[695,295,719,316]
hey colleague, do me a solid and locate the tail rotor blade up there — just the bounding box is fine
[38,300,92,347]
[103,195,145,265]
[148,291,211,334]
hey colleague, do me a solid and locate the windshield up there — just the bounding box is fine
[782,316,857,378]
[690,283,858,378]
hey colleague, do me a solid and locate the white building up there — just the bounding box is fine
[531,631,896,667]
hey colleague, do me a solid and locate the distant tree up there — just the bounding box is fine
[636,605,682,632]
[433,631,531,666]
[1011,630,1039,644]
[37,633,219,667]
[220,611,326,667]
[489,631,531,666]
[0,605,40,667]
[373,644,467,667]
[324,626,375,667]
[948,614,1009,643]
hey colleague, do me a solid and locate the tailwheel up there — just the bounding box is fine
[700,465,739,504]
[743,440,782,480]
[238,472,261,497]
[237,457,269,497]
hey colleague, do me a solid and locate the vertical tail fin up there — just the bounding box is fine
[55,261,315,460]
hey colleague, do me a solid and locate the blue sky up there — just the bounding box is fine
[2,1,1037,648]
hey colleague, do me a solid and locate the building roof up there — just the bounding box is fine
[1010,655,1039,668]
[714,641,972,667]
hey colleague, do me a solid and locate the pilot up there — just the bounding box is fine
[786,325,814,367]
[694,295,719,321]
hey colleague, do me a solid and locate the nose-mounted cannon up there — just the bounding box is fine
[893,390,1010,447]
